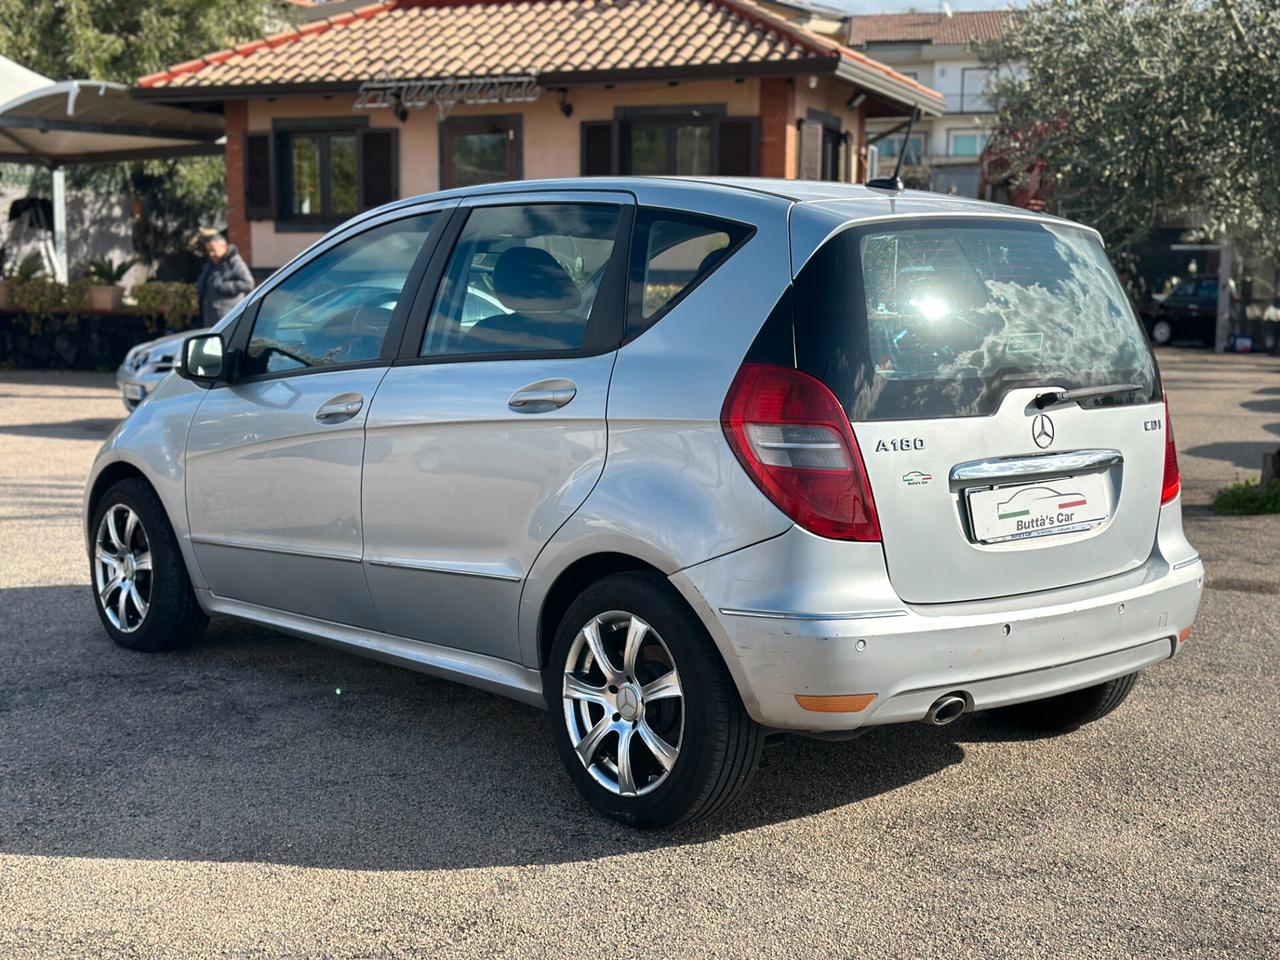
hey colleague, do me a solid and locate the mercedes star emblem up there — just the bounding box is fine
[1031,413,1055,449]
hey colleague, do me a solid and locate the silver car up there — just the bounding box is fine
[84,179,1204,827]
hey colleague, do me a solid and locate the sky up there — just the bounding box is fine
[837,1,1027,11]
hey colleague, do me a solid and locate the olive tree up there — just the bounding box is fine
[981,0,1280,256]
[0,0,283,276]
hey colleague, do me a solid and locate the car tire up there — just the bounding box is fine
[544,571,763,829]
[89,478,207,652]
[1150,319,1173,345]
[995,672,1139,733]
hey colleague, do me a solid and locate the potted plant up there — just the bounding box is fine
[81,256,135,310]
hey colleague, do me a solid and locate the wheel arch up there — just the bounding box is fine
[86,460,150,540]
[84,449,209,594]
[523,545,761,724]
[533,552,665,672]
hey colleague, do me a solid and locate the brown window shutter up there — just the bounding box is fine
[359,128,399,210]
[580,121,617,175]
[715,117,759,176]
[244,132,274,220]
[797,120,822,180]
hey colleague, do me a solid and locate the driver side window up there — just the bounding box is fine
[243,212,439,377]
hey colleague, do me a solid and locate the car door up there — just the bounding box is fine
[1195,279,1220,341]
[184,204,452,627]
[361,191,633,661]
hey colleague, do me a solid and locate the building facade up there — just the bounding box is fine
[135,0,941,272]
[847,11,1010,199]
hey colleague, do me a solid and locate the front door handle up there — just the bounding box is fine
[508,379,577,413]
[314,392,364,424]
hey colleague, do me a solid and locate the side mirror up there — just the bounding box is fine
[179,333,226,385]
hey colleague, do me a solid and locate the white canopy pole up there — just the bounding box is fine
[51,166,68,283]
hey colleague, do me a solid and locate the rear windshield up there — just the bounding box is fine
[790,218,1159,421]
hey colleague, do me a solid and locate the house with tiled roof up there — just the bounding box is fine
[134,0,942,271]
[846,10,1012,200]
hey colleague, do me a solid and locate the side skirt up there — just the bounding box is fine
[196,589,547,708]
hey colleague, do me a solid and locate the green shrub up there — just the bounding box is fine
[10,275,89,331]
[1213,478,1280,515]
[130,281,199,332]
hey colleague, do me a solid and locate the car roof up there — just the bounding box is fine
[377,176,1069,222]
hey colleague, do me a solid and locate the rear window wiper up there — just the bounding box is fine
[1033,382,1144,410]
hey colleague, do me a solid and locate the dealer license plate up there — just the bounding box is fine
[966,473,1110,544]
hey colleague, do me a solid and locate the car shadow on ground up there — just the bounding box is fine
[1183,439,1280,471]
[0,584,1032,871]
[0,418,120,441]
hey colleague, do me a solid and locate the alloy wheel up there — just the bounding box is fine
[94,504,153,633]
[562,610,684,797]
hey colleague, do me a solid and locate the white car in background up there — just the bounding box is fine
[116,329,202,411]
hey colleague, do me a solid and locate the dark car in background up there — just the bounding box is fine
[1148,277,1218,346]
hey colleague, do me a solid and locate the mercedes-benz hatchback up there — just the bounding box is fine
[85,179,1204,828]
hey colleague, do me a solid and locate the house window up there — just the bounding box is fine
[625,118,714,175]
[961,68,995,113]
[948,130,990,157]
[581,108,758,177]
[282,129,360,222]
[875,133,925,174]
[256,121,399,228]
[441,117,521,189]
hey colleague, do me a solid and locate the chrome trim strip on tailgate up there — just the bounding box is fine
[950,448,1123,484]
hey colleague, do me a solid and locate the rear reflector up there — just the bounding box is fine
[721,362,881,541]
[1179,627,1192,643]
[795,693,876,713]
[1161,394,1181,504]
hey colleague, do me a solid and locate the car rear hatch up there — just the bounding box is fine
[785,213,1166,604]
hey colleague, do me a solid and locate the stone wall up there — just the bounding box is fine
[0,311,158,371]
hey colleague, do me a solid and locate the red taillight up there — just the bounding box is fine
[1161,394,1181,504]
[721,362,880,541]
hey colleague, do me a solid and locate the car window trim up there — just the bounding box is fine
[225,202,457,386]
[394,192,636,367]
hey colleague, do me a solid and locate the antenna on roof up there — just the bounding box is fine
[942,1,954,16]
[866,106,920,194]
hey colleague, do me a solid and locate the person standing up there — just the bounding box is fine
[195,228,254,327]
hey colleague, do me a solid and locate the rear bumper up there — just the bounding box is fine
[671,499,1203,732]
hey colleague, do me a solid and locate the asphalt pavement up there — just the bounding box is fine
[0,350,1277,959]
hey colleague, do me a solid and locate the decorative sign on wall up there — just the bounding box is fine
[354,73,543,120]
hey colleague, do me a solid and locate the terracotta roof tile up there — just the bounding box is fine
[138,0,941,112]
[847,10,1011,47]
[142,0,813,88]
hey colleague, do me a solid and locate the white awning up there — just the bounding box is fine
[0,54,52,100]
[0,79,224,166]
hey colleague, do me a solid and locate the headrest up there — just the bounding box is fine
[492,247,581,313]
[697,248,727,276]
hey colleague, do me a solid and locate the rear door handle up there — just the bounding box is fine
[508,379,577,413]
[314,392,364,424]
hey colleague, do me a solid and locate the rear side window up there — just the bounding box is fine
[788,218,1159,420]
[421,203,620,357]
[627,209,753,338]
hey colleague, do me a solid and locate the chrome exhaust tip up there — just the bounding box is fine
[924,693,968,726]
